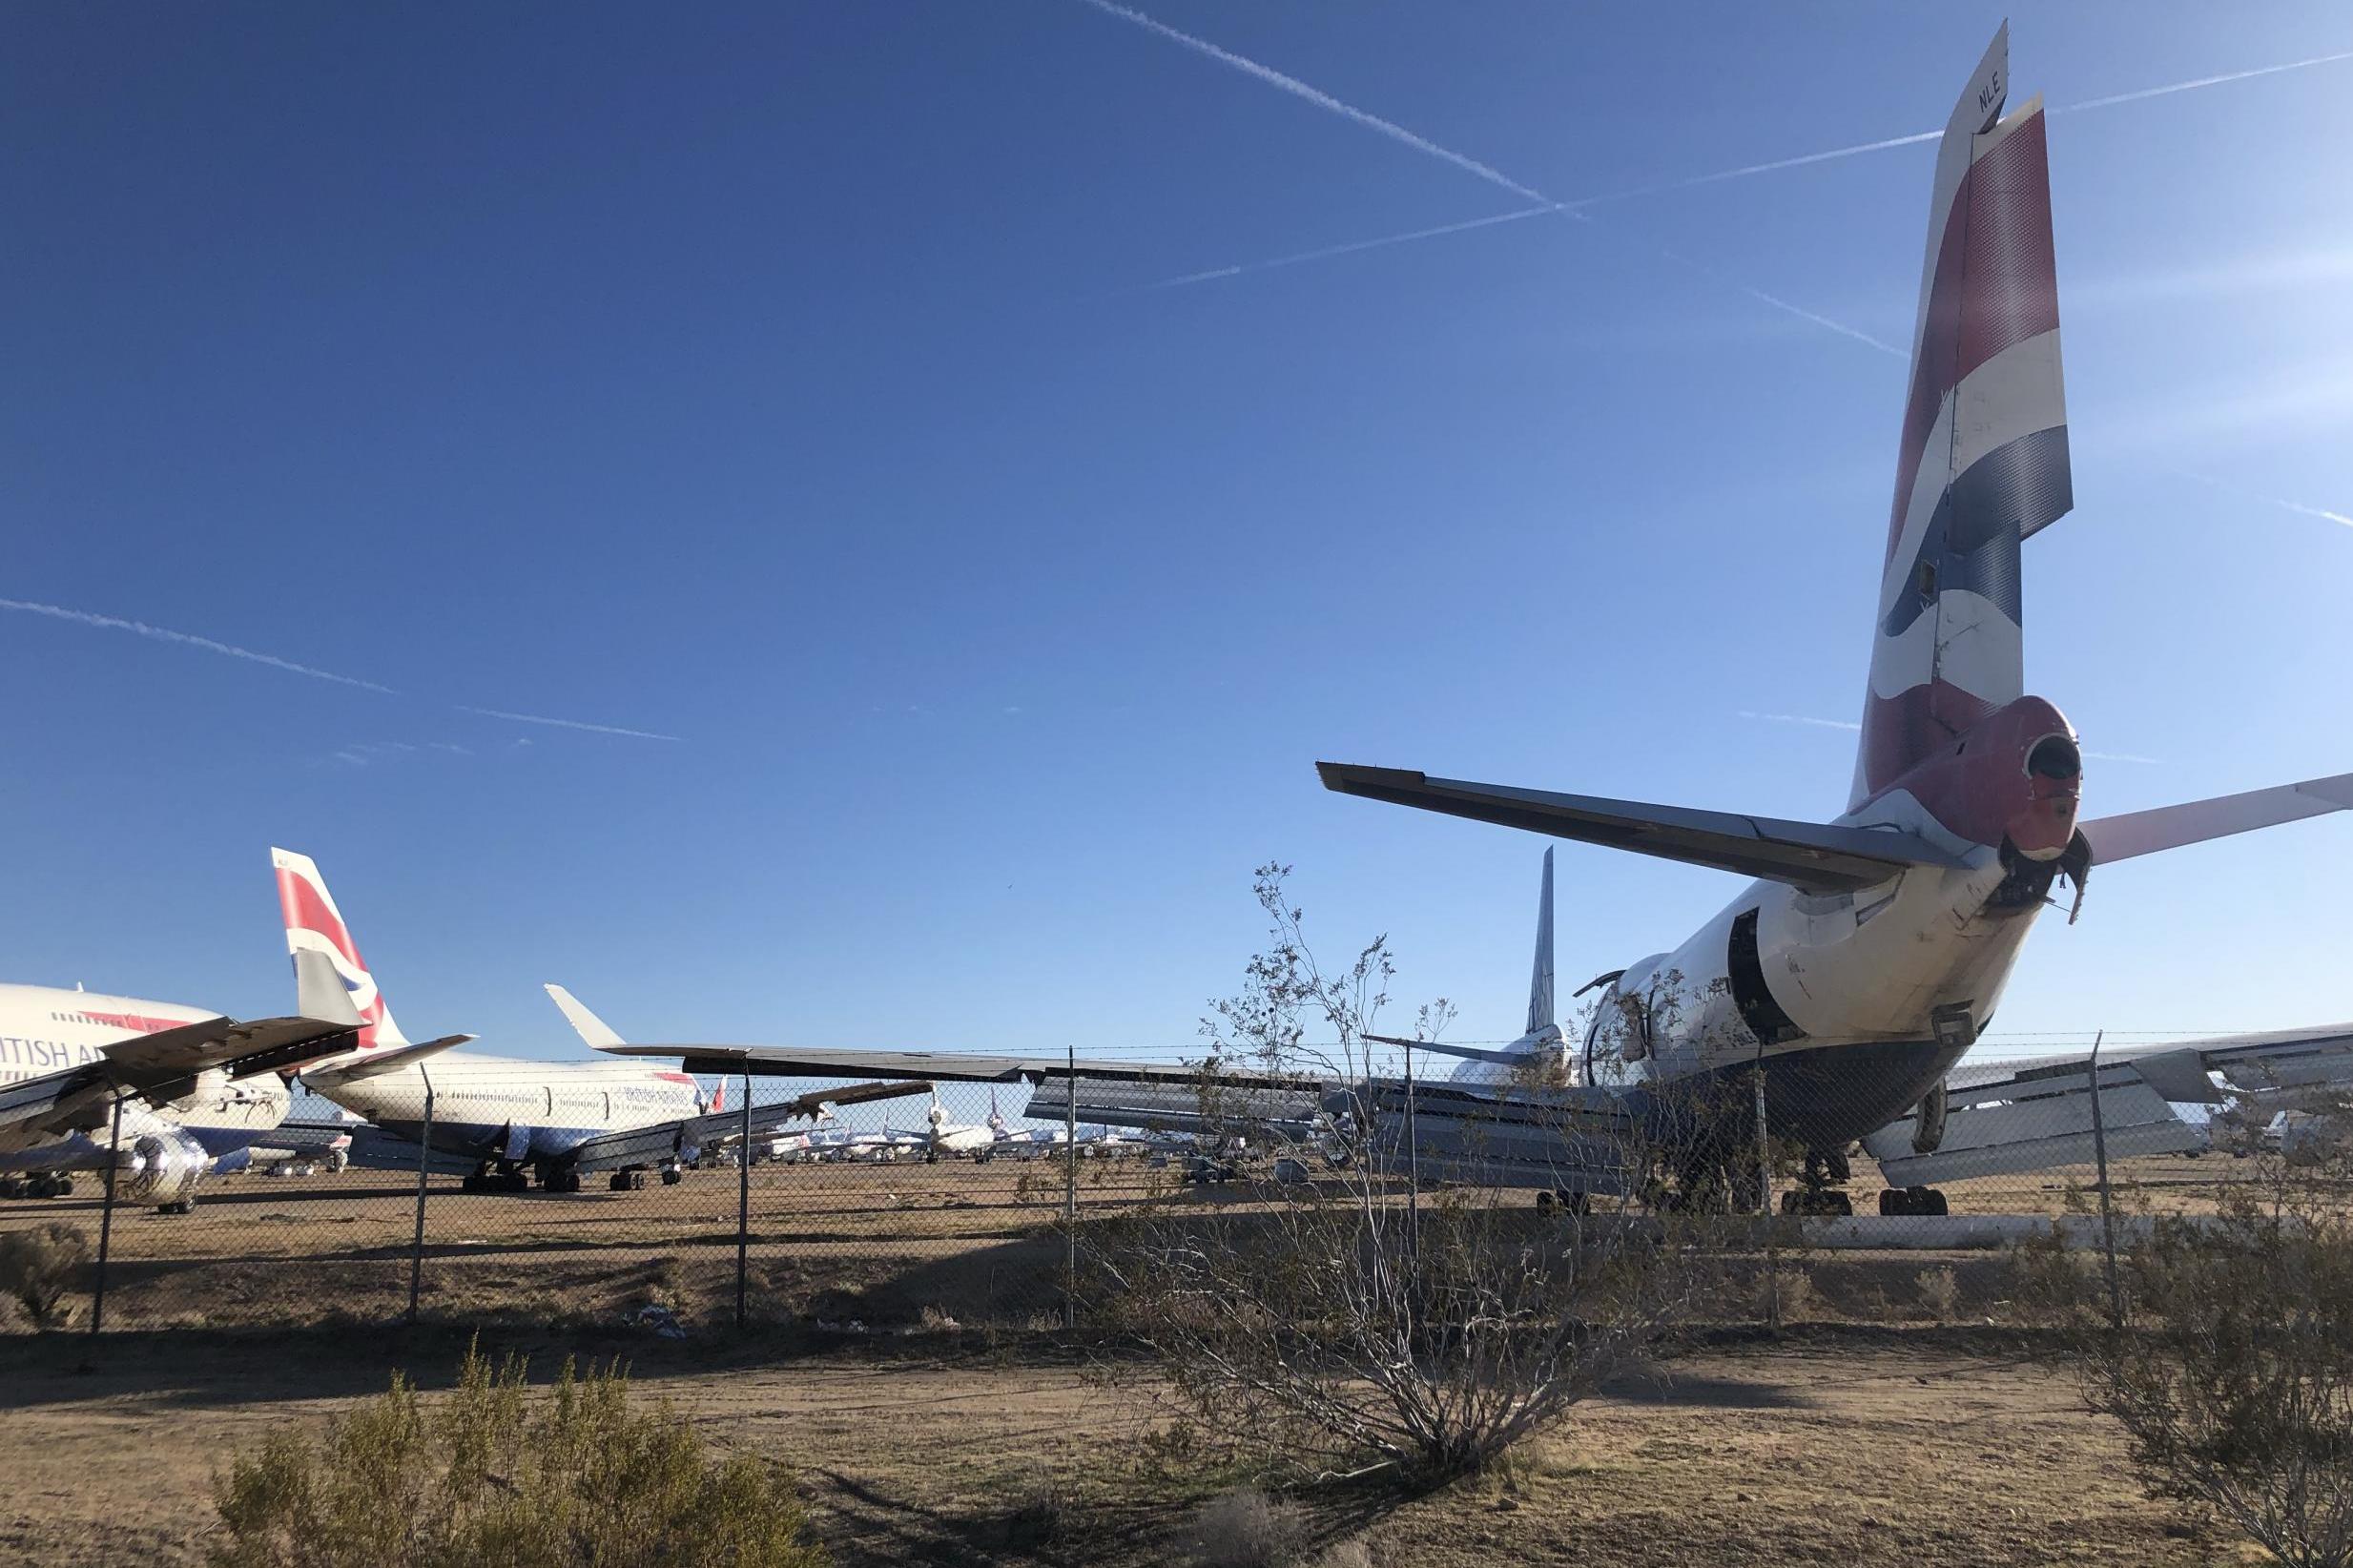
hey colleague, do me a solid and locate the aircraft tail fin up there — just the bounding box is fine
[272,848,410,1054]
[1855,22,2072,808]
[1525,848,1556,1039]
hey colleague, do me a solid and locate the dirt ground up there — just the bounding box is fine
[0,1150,2257,1336]
[0,1325,2230,1567]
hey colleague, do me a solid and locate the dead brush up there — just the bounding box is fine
[1184,1488,1311,1568]
[207,1339,826,1568]
[1915,1265,1961,1322]
[0,1222,90,1329]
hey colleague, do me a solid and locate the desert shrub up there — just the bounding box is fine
[1915,1265,1960,1322]
[1186,1488,1311,1568]
[2022,1111,2353,1568]
[0,1222,90,1328]
[1095,867,1723,1482]
[209,1341,826,1568]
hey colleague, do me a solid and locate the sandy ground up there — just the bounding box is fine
[0,1150,2262,1338]
[0,1325,2227,1567]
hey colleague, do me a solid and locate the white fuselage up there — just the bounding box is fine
[302,1049,703,1167]
[0,982,293,1174]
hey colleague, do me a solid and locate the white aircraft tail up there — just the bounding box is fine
[272,848,410,1056]
[1853,22,2072,810]
[1524,847,1555,1039]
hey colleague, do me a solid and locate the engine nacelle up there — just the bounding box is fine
[115,1127,208,1208]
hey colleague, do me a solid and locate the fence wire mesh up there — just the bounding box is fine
[0,1035,2333,1338]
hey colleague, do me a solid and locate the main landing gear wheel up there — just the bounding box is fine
[156,1199,196,1216]
[1878,1186,1949,1217]
[659,1166,683,1186]
[1779,1146,1854,1216]
[609,1168,649,1192]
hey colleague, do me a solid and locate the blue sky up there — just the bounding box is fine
[3,3,2348,1062]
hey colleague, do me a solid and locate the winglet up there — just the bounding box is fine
[545,984,627,1048]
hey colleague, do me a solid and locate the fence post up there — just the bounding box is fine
[1063,1043,1078,1331]
[2087,1029,2123,1329]
[1754,1056,1779,1332]
[735,1063,752,1330]
[407,1066,435,1325]
[86,1087,127,1347]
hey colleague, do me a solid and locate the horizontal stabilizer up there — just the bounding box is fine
[1317,764,1971,895]
[303,1034,473,1083]
[1364,1032,1528,1067]
[2080,772,2353,864]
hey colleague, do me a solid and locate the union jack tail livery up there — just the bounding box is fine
[272,848,409,1054]
[1854,22,2071,809]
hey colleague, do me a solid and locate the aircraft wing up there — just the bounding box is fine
[2080,772,2353,864]
[558,1079,934,1174]
[1863,1024,2353,1186]
[0,1015,361,1143]
[1348,1077,1648,1193]
[1317,764,1971,895]
[595,1043,1325,1090]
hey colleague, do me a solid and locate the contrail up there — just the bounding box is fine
[1084,3,1884,345]
[458,705,682,742]
[0,597,398,693]
[2172,467,2353,531]
[2054,48,2353,114]
[1075,0,1553,204]
[1739,710,2160,763]
[1125,42,2353,293]
[1128,203,1558,291]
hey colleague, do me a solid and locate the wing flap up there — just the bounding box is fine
[1317,764,1969,894]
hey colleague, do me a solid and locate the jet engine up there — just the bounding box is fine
[115,1127,209,1210]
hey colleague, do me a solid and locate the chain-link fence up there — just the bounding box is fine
[0,1034,2332,1338]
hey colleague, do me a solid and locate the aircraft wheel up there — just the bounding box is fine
[54,1177,73,1198]
[462,1172,485,1194]
[0,1176,23,1199]
[1917,1186,1948,1217]
[1879,1187,1908,1217]
[157,1199,195,1216]
[659,1166,682,1186]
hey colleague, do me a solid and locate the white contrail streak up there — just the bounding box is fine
[2054,48,2353,114]
[0,597,398,693]
[1124,43,2353,295]
[1739,711,1860,732]
[458,705,682,742]
[1083,3,1883,346]
[2172,467,2353,531]
[1739,711,2160,763]
[1130,203,1558,291]
[1075,0,1553,204]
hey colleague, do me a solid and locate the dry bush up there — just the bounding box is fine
[208,1340,825,1568]
[1093,867,1723,1482]
[0,1222,90,1329]
[2021,1105,2353,1568]
[1186,1488,1311,1568]
[1753,1264,1815,1325]
[1915,1265,1960,1322]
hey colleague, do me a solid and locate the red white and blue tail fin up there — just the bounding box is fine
[1855,22,2072,809]
[272,848,410,1054]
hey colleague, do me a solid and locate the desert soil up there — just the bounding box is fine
[0,1326,2230,1568]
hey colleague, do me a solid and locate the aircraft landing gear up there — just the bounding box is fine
[658,1164,683,1186]
[609,1168,649,1192]
[156,1199,196,1216]
[1779,1147,1855,1217]
[1536,1188,1591,1216]
[463,1161,534,1194]
[2,1172,75,1199]
[1879,1185,1950,1217]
